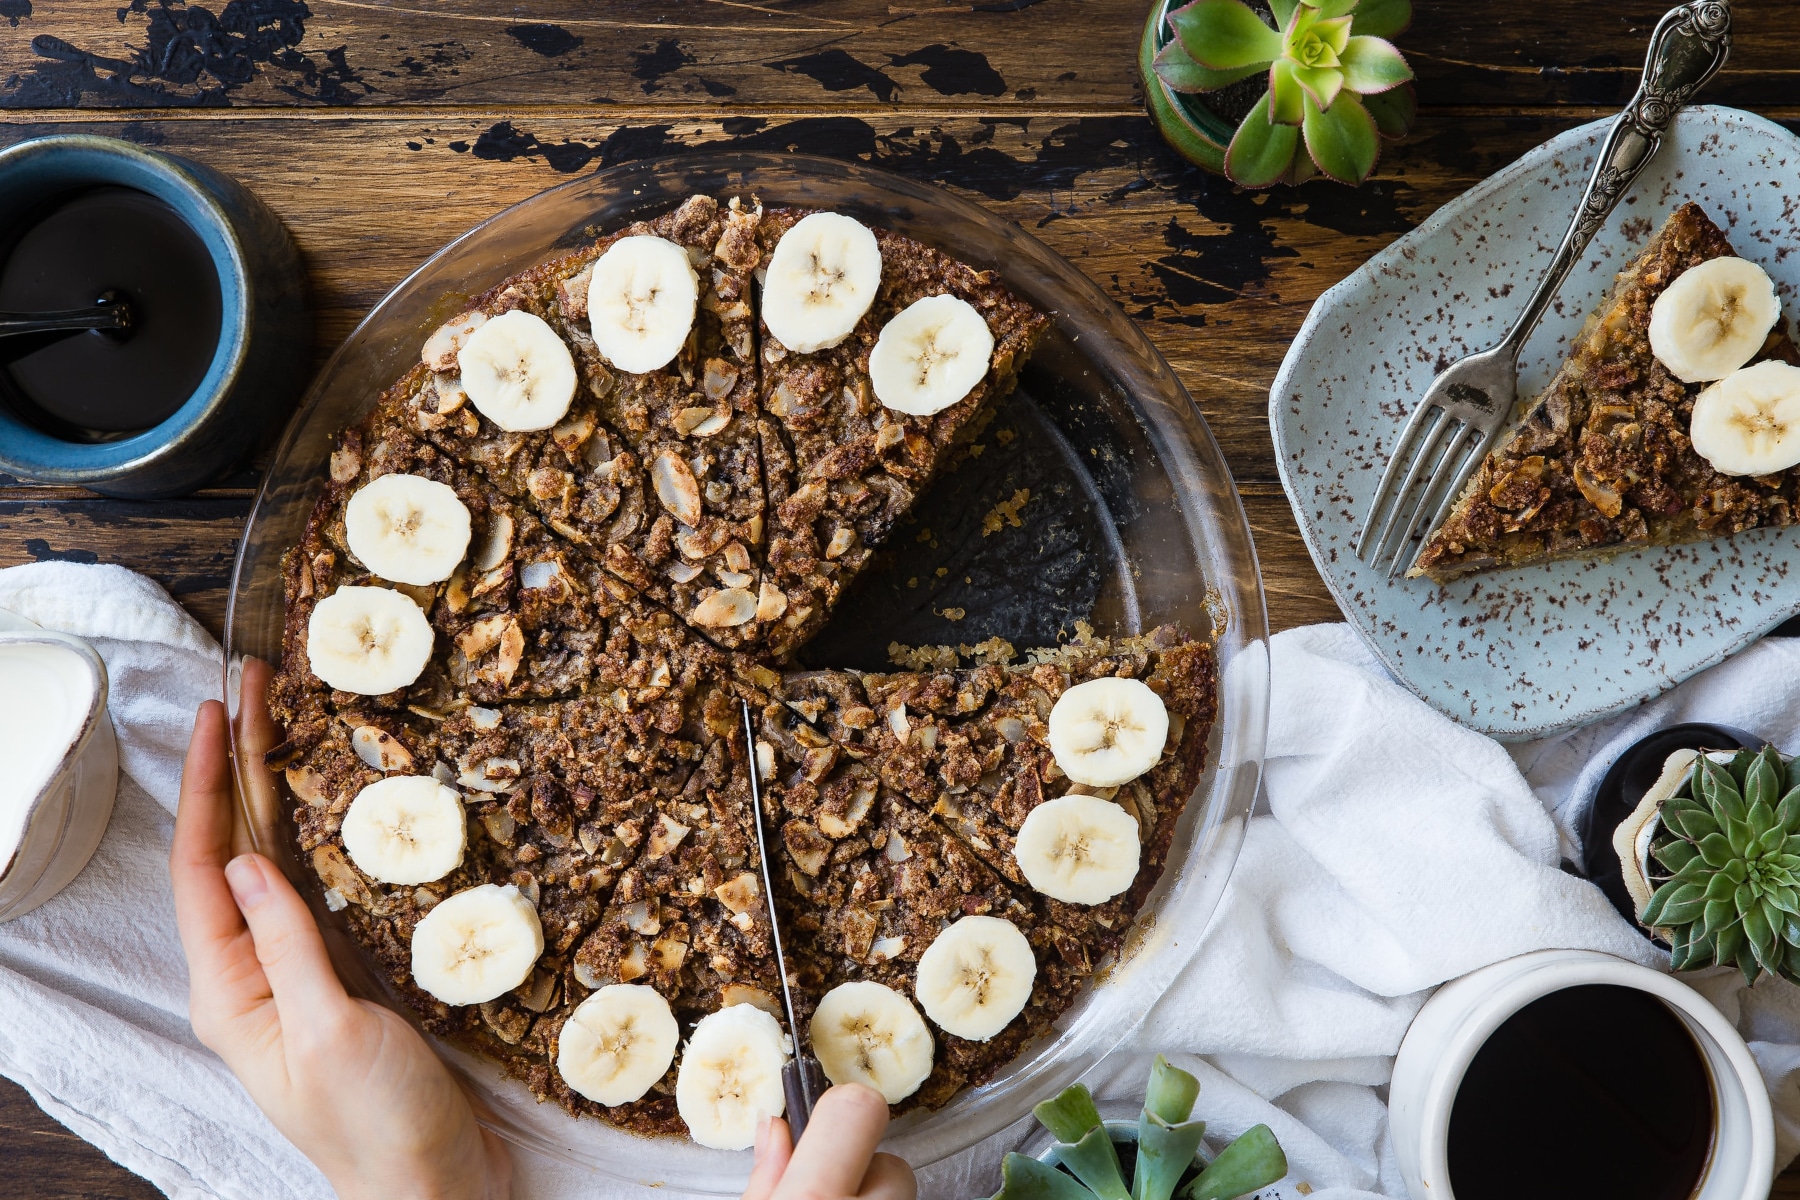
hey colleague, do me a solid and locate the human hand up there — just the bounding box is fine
[171,681,510,1200]
[741,1084,916,1200]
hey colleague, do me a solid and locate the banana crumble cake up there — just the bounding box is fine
[268,192,1217,1147]
[1414,202,1800,581]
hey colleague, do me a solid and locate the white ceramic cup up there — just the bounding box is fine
[0,624,119,922]
[1389,948,1772,1200]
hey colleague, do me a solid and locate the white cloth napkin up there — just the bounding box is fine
[4,561,1799,1200]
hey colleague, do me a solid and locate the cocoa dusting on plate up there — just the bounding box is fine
[267,193,1214,1140]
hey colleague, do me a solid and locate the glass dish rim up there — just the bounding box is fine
[224,150,1269,1193]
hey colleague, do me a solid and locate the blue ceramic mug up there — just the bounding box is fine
[0,134,309,498]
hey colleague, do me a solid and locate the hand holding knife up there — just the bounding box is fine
[742,700,828,1141]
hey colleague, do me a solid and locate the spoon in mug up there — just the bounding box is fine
[0,293,132,339]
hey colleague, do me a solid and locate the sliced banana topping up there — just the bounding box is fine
[340,775,467,885]
[913,915,1036,1042]
[1690,360,1800,476]
[675,1003,790,1150]
[556,984,680,1106]
[1649,256,1781,383]
[344,473,473,586]
[410,883,544,1006]
[1012,793,1141,906]
[457,309,578,432]
[305,585,435,695]
[761,212,882,354]
[587,235,699,375]
[868,294,994,417]
[810,981,934,1104]
[1046,676,1169,788]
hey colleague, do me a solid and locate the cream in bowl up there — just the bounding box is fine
[0,629,118,921]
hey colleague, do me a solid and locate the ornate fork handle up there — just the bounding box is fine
[1501,0,1732,357]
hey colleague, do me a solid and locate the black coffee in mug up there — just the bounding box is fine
[1447,983,1714,1200]
[0,184,223,440]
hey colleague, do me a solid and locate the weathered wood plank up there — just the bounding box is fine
[0,1079,159,1200]
[4,1,1798,113]
[0,0,1138,110]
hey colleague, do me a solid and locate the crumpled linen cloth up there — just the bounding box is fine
[4,561,1798,1199]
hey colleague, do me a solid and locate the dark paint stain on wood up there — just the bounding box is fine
[629,36,691,93]
[889,44,1006,97]
[506,23,582,58]
[2,0,372,106]
[441,109,1416,323]
[471,119,605,173]
[23,539,97,564]
[392,42,469,86]
[767,49,900,102]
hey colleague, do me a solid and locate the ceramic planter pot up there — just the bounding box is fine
[1139,0,1239,175]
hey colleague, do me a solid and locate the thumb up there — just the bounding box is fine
[225,854,352,1022]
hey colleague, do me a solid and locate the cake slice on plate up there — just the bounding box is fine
[1412,202,1800,582]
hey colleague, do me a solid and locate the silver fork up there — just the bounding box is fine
[1356,0,1733,579]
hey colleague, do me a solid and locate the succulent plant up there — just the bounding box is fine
[1642,746,1800,985]
[988,1056,1287,1200]
[1153,0,1416,187]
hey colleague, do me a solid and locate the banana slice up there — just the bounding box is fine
[587,235,699,374]
[1012,793,1141,905]
[457,309,577,432]
[1649,256,1781,383]
[913,915,1036,1042]
[1046,677,1169,788]
[305,585,435,695]
[810,981,934,1104]
[410,883,544,1006]
[557,984,680,1106]
[340,775,466,885]
[761,212,882,354]
[1690,360,1800,476]
[868,294,994,417]
[675,1003,790,1150]
[344,473,473,586]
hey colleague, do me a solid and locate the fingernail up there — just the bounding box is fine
[225,855,267,908]
[753,1115,771,1159]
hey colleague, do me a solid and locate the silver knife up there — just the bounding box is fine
[741,700,827,1141]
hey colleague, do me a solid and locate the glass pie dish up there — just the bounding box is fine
[223,153,1268,1194]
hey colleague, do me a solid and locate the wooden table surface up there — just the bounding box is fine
[2,1,1798,1195]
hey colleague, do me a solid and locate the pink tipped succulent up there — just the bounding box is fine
[1155,0,1416,186]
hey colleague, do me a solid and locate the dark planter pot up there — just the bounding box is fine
[0,134,310,498]
[1139,0,1250,176]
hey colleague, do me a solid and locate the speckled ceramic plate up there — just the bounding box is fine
[1272,106,1800,741]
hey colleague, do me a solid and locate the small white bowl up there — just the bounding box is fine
[1390,948,1772,1200]
[0,626,118,922]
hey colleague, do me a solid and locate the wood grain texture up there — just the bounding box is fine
[0,1077,159,1200]
[2,0,1799,1194]
[3,1,1799,111]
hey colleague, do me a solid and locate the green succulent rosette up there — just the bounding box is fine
[1148,0,1416,186]
[1642,745,1800,985]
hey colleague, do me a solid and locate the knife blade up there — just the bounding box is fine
[741,699,827,1142]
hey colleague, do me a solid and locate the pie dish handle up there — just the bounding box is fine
[1499,0,1733,360]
